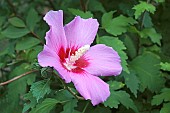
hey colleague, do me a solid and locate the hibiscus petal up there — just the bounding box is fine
[70,72,110,106]
[38,45,60,67]
[38,45,71,83]
[84,44,122,76]
[64,16,99,48]
[44,10,67,52]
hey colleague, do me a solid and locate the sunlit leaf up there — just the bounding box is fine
[160,62,170,71]
[108,81,125,90]
[102,12,137,36]
[133,1,156,19]
[68,8,93,19]
[151,88,170,105]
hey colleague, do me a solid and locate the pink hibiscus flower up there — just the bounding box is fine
[38,10,122,106]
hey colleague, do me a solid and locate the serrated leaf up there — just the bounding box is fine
[160,103,170,113]
[108,81,125,90]
[1,26,30,38]
[122,71,140,97]
[61,99,78,113]
[133,1,156,19]
[130,52,165,92]
[151,88,170,105]
[30,98,59,113]
[26,8,40,31]
[102,11,116,29]
[30,80,51,102]
[140,28,162,45]
[98,36,129,73]
[68,8,93,19]
[102,12,137,36]
[160,62,170,71]
[23,92,37,113]
[104,90,138,113]
[8,17,26,27]
[15,37,40,50]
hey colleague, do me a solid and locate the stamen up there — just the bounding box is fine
[70,45,90,63]
[63,45,90,70]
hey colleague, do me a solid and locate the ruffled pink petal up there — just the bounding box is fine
[38,45,71,83]
[44,10,67,52]
[70,72,110,106]
[64,16,99,48]
[84,44,122,76]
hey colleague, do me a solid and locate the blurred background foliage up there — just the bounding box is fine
[0,0,170,113]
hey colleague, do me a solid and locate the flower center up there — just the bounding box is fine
[63,45,90,71]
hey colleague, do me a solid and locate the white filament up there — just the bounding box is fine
[63,45,90,70]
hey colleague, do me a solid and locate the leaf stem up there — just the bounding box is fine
[80,0,86,12]
[6,0,17,15]
[0,70,37,86]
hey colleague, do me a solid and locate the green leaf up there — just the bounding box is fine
[6,63,32,113]
[151,88,170,106]
[15,37,40,50]
[102,11,116,29]
[55,89,74,101]
[26,8,40,31]
[108,81,125,90]
[123,35,137,59]
[8,17,26,27]
[142,12,153,28]
[23,92,37,113]
[104,90,138,113]
[160,103,170,113]
[1,26,30,38]
[27,45,43,61]
[160,62,170,71]
[122,71,140,97]
[30,98,59,113]
[98,36,129,73]
[88,0,106,13]
[133,1,156,19]
[140,28,162,45]
[61,99,78,113]
[30,80,51,102]
[90,106,111,113]
[155,0,165,3]
[130,52,165,92]
[102,12,137,36]
[68,8,93,19]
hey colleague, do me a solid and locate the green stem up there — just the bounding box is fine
[82,102,89,113]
